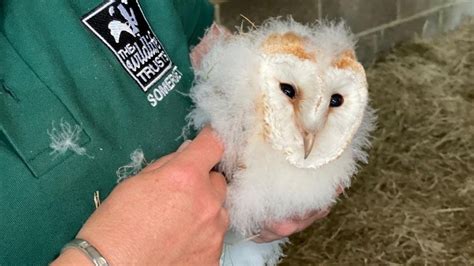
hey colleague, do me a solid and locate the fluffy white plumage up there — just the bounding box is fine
[188,19,375,265]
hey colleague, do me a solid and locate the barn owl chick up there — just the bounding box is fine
[188,19,375,265]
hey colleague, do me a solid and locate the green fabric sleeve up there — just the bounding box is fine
[172,0,214,49]
[0,0,207,263]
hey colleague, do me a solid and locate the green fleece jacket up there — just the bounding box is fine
[0,0,213,263]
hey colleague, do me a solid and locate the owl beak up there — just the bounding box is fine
[303,133,316,159]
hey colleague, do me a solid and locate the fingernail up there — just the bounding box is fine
[210,22,219,32]
[177,140,192,152]
[320,209,330,217]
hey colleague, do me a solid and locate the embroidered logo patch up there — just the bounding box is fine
[82,0,172,92]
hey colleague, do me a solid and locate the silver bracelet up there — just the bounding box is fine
[61,238,109,266]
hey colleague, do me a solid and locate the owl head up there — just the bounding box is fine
[255,20,369,168]
[189,19,372,172]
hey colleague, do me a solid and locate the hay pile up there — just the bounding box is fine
[282,20,474,265]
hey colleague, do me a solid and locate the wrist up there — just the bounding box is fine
[76,227,138,265]
[52,248,94,266]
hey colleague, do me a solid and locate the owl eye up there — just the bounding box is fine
[330,94,344,107]
[280,83,296,99]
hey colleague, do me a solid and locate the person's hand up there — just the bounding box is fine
[254,186,344,243]
[53,127,229,265]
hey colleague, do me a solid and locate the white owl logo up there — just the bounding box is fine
[107,1,139,43]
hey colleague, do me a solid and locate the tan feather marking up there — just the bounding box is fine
[262,97,272,142]
[333,50,364,72]
[290,87,303,119]
[236,161,247,171]
[262,32,316,61]
[256,93,271,141]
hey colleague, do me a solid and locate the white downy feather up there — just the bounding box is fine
[188,18,375,265]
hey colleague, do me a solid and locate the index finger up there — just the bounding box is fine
[173,126,224,172]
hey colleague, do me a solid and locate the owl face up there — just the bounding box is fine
[258,31,368,169]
